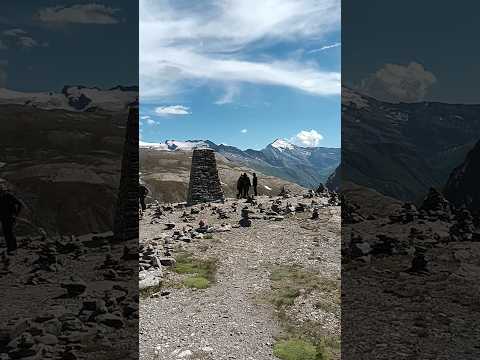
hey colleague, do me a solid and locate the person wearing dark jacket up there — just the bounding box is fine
[139,184,149,211]
[242,173,251,198]
[236,175,243,199]
[252,173,258,196]
[0,187,22,255]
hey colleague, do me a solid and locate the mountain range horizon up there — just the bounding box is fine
[140,137,340,152]
[140,137,340,189]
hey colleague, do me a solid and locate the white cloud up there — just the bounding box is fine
[155,105,191,116]
[3,29,27,37]
[308,42,341,53]
[140,0,340,101]
[1,28,44,48]
[215,85,240,105]
[359,62,437,103]
[146,118,156,125]
[141,47,340,99]
[290,130,324,147]
[37,4,120,24]
[240,129,248,133]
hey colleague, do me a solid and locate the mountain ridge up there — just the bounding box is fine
[0,85,138,112]
[342,87,480,202]
[140,138,340,188]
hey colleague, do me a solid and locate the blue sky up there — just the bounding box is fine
[343,1,480,104]
[140,0,340,150]
[0,1,138,92]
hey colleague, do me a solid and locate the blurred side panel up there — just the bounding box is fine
[0,1,139,359]
[342,1,480,359]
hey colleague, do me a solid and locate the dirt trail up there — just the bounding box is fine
[140,195,340,360]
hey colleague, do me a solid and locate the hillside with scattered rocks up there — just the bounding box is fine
[140,149,306,204]
[0,233,138,359]
[342,182,480,358]
[139,188,341,360]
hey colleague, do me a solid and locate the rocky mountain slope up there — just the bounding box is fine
[140,190,340,359]
[343,187,480,358]
[140,148,306,204]
[342,147,480,358]
[444,139,480,214]
[0,104,128,236]
[0,232,138,360]
[140,139,340,189]
[0,85,138,112]
[342,87,480,202]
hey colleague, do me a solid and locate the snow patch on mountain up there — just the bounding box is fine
[0,86,137,112]
[139,141,169,150]
[165,140,210,151]
[271,138,295,151]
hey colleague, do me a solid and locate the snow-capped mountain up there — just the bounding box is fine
[0,85,138,112]
[342,86,480,202]
[270,138,295,151]
[140,138,340,188]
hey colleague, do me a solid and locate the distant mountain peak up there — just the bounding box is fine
[164,140,212,150]
[140,138,340,188]
[270,138,295,151]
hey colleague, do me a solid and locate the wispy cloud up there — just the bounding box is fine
[1,28,46,48]
[240,129,248,133]
[290,129,324,147]
[155,105,191,116]
[308,42,341,53]
[36,4,121,24]
[140,0,340,102]
[215,85,240,105]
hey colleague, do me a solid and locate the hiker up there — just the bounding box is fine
[139,184,149,211]
[252,173,258,196]
[0,185,23,256]
[242,173,251,198]
[236,175,243,199]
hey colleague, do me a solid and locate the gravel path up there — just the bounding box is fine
[140,195,340,360]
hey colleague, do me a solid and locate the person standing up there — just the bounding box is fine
[242,173,251,198]
[236,175,243,199]
[252,173,258,196]
[0,185,23,256]
[139,184,149,211]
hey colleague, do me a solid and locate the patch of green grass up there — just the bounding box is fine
[314,298,340,314]
[268,265,341,359]
[273,339,318,360]
[183,275,210,289]
[273,336,339,360]
[173,252,217,289]
[272,288,300,307]
[269,265,338,311]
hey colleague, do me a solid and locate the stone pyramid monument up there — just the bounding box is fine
[113,104,139,241]
[187,148,225,205]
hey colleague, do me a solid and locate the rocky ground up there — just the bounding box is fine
[342,187,480,359]
[0,232,138,360]
[139,189,341,360]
